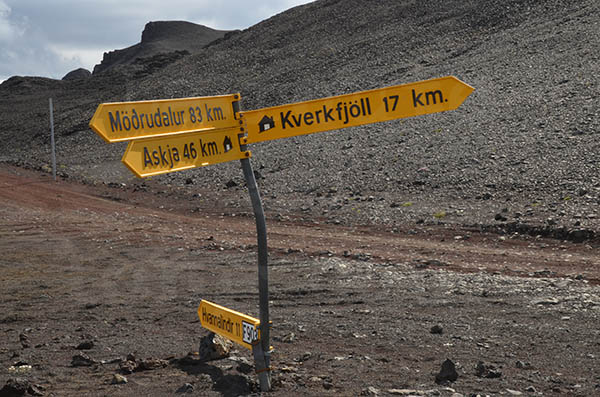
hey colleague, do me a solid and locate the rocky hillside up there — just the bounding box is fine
[93,21,231,74]
[0,0,598,238]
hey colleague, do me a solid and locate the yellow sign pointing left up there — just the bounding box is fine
[89,94,241,143]
[198,300,260,350]
[122,127,249,178]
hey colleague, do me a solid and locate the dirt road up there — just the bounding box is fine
[1,164,599,396]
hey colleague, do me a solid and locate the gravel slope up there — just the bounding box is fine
[0,0,598,238]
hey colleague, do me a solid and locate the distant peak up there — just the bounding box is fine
[141,21,220,43]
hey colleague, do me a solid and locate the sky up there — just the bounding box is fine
[0,0,313,82]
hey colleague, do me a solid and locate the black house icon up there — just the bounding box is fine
[258,115,275,132]
[223,136,233,153]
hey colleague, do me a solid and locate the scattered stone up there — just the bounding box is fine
[111,374,128,385]
[198,332,232,361]
[175,383,194,393]
[27,384,44,396]
[515,360,532,369]
[71,352,96,367]
[18,333,30,349]
[138,358,169,371]
[225,179,238,188]
[532,297,560,305]
[119,360,137,374]
[495,213,508,222]
[323,378,334,390]
[435,359,458,384]
[0,378,29,396]
[363,386,380,395]
[387,389,425,395]
[506,389,522,396]
[76,341,94,350]
[525,386,537,393]
[475,361,502,378]
[430,324,444,334]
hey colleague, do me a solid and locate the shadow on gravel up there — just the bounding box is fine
[175,359,252,396]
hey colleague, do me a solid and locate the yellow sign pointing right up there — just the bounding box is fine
[242,76,474,144]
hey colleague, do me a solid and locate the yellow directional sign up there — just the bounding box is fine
[122,126,249,178]
[242,76,473,144]
[90,94,241,143]
[198,300,260,350]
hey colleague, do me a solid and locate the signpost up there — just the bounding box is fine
[89,76,474,393]
[121,126,249,178]
[241,76,473,144]
[89,94,241,143]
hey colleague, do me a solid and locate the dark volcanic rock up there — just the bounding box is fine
[62,68,92,80]
[93,21,230,74]
[435,359,459,384]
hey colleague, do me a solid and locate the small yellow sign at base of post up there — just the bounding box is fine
[198,300,260,350]
[122,127,249,178]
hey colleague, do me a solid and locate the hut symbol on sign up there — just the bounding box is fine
[258,115,275,132]
[223,136,233,153]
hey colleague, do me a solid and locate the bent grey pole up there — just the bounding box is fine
[49,98,57,181]
[236,108,270,391]
[241,155,271,391]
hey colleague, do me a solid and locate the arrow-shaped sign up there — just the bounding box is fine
[121,126,249,178]
[198,300,260,350]
[90,94,241,143]
[241,76,474,144]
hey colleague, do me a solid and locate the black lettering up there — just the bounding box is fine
[162,112,170,127]
[291,113,302,127]
[366,97,372,114]
[336,102,343,121]
[152,150,159,165]
[280,110,293,129]
[122,113,131,130]
[343,102,349,124]
[425,90,444,105]
[349,102,361,118]
[131,109,140,129]
[206,141,218,156]
[172,147,180,162]
[200,139,208,156]
[205,104,213,121]
[108,111,121,132]
[168,107,173,126]
[167,145,173,168]
[314,109,322,123]
[189,107,196,123]
[195,106,202,123]
[213,107,224,121]
[412,89,424,107]
[154,108,162,127]
[145,114,154,128]
[173,110,182,126]
[143,147,152,167]
[304,112,314,125]
[323,105,334,122]
[159,145,168,165]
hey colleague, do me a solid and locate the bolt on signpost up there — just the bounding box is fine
[89,76,473,393]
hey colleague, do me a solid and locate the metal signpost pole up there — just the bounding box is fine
[240,142,271,392]
[49,98,57,181]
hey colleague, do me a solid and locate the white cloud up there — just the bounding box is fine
[0,0,315,80]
